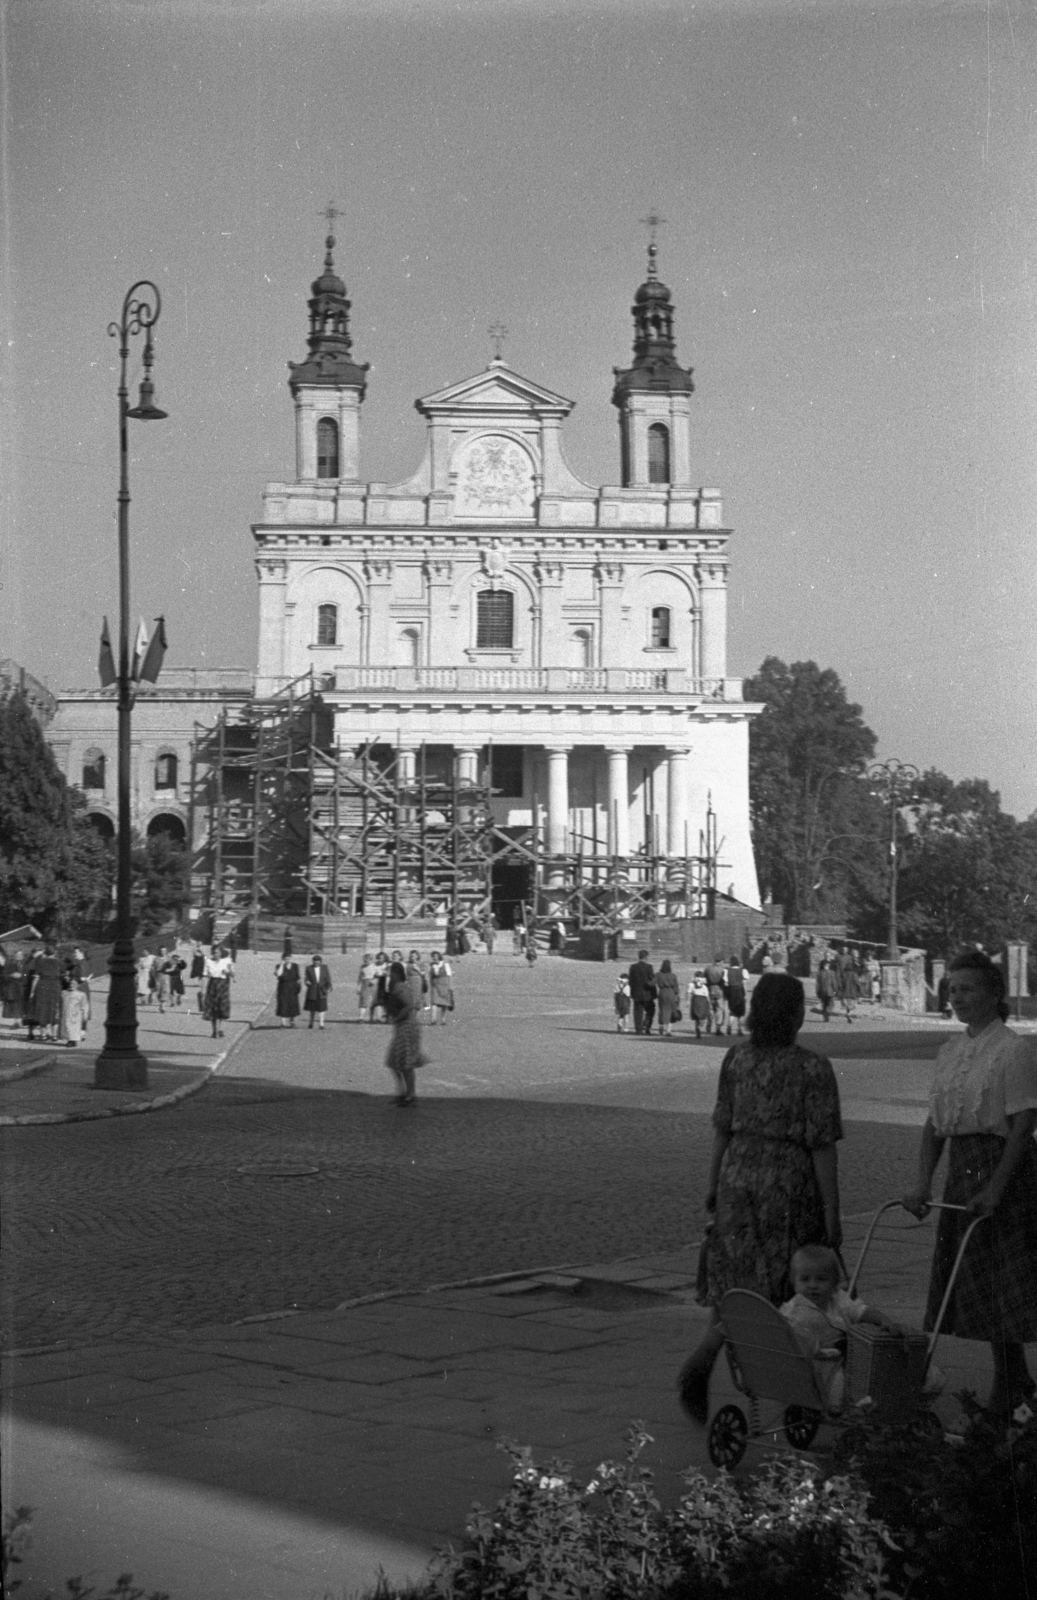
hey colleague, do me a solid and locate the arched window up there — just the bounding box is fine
[647,423,670,484]
[316,603,338,647]
[316,417,339,478]
[650,606,671,648]
[155,752,178,791]
[476,589,514,649]
[82,749,106,790]
[147,813,187,845]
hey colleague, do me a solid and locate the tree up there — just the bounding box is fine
[0,691,109,936]
[743,658,879,923]
[131,833,190,934]
[893,772,1037,957]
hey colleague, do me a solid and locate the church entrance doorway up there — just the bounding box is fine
[491,859,531,930]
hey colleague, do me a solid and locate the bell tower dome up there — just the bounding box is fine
[287,212,369,483]
[611,223,694,489]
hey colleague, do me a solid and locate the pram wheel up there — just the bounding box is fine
[783,1405,822,1449]
[708,1403,748,1467]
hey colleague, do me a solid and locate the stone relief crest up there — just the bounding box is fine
[455,435,535,519]
[482,542,510,578]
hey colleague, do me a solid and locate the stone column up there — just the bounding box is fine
[546,748,570,855]
[456,747,480,787]
[666,748,692,858]
[396,747,417,786]
[607,748,630,858]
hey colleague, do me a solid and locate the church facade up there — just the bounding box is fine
[251,230,761,910]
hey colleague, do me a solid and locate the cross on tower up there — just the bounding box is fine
[321,202,344,231]
[639,210,667,275]
[488,322,508,360]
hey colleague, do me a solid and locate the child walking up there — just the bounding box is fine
[613,973,632,1032]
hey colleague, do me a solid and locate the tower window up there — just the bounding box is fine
[82,749,106,790]
[317,417,339,478]
[316,603,338,646]
[155,752,178,791]
[648,423,670,484]
[476,589,514,649]
[650,606,671,648]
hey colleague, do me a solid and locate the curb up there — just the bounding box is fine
[0,1052,60,1086]
[0,998,274,1128]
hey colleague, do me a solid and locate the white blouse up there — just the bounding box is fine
[928,1018,1037,1138]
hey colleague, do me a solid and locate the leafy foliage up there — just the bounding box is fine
[833,1395,1037,1600]
[130,833,190,934]
[421,1426,893,1600]
[743,659,879,923]
[0,691,110,936]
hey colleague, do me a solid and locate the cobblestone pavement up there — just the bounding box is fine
[1,953,927,1353]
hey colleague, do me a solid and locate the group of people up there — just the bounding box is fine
[0,943,93,1045]
[354,950,455,1026]
[273,952,333,1030]
[135,947,189,1013]
[615,952,747,1039]
[815,946,881,1022]
[676,950,1037,1427]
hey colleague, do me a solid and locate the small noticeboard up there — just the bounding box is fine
[1006,942,1029,1000]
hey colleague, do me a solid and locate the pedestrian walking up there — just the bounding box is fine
[357,952,378,1021]
[136,950,155,1008]
[407,951,429,1014]
[274,953,301,1026]
[838,948,860,1023]
[688,972,711,1039]
[816,957,838,1023]
[2,948,26,1021]
[428,951,454,1023]
[725,957,747,1035]
[190,942,206,1011]
[303,952,332,1029]
[384,959,428,1106]
[902,949,1037,1417]
[628,949,657,1036]
[169,951,186,1006]
[613,973,632,1032]
[202,944,233,1038]
[704,956,728,1034]
[656,959,681,1036]
[372,951,390,1020]
[865,953,881,1005]
[60,960,90,1046]
[154,947,174,1013]
[482,916,496,954]
[26,944,62,1042]
[678,972,843,1426]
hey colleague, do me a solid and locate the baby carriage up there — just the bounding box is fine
[705,1200,987,1468]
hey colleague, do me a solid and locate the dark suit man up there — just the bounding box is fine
[628,950,657,1036]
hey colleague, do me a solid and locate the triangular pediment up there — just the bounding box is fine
[416,361,574,419]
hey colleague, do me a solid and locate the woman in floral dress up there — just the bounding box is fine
[678,972,843,1424]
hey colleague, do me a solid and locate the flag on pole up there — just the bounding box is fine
[131,617,149,681]
[138,615,168,684]
[98,617,117,687]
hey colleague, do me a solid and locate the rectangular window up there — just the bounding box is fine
[476,589,514,649]
[317,604,338,647]
[650,606,671,648]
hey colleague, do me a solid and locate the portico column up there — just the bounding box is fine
[456,747,480,787]
[607,748,630,858]
[546,748,570,855]
[667,748,692,858]
[396,747,417,786]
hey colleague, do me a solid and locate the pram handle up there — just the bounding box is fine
[847,1199,988,1367]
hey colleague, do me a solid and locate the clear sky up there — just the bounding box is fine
[3,0,1035,815]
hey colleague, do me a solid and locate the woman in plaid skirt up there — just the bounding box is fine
[903,950,1037,1417]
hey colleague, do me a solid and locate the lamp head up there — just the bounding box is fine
[127,373,168,420]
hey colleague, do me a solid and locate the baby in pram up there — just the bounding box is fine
[780,1244,903,1410]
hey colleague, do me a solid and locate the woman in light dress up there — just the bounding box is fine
[357,953,378,1021]
[428,952,453,1024]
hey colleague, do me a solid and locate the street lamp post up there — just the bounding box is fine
[94,282,167,1091]
[866,757,920,963]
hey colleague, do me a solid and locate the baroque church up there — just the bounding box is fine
[45,226,761,927]
[252,225,761,915]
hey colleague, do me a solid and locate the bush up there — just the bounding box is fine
[833,1394,1037,1600]
[417,1425,893,1600]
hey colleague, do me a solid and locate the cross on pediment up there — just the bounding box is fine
[488,322,508,359]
